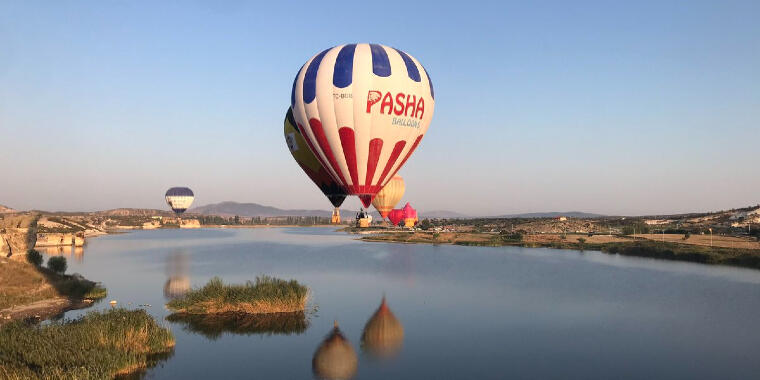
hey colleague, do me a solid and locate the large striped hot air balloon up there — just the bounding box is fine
[291,44,434,208]
[372,175,405,220]
[165,187,194,216]
[284,108,347,213]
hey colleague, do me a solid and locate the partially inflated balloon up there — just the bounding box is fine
[165,187,194,215]
[291,44,434,207]
[388,209,404,227]
[284,108,347,208]
[372,175,405,219]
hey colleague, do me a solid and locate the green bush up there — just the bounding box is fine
[26,249,43,266]
[683,231,691,240]
[47,256,67,274]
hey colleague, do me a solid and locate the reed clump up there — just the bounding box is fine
[166,276,309,315]
[0,309,175,379]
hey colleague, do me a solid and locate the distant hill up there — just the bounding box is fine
[190,202,339,218]
[0,204,17,214]
[422,210,470,218]
[95,208,174,217]
[493,211,605,219]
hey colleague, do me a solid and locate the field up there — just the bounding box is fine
[638,233,760,250]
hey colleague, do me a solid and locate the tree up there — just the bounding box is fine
[420,219,432,230]
[47,256,67,274]
[26,249,43,266]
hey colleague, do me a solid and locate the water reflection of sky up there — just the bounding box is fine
[49,227,760,379]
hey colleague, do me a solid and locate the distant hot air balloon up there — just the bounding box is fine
[312,321,358,380]
[401,203,418,227]
[388,209,404,227]
[284,107,347,223]
[372,175,405,220]
[165,187,194,216]
[290,44,435,208]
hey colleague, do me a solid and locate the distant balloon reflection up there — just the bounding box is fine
[312,321,358,380]
[167,311,309,340]
[361,296,404,359]
[164,251,190,299]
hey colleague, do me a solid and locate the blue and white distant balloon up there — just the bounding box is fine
[165,187,194,215]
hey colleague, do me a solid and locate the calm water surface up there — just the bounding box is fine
[52,227,760,379]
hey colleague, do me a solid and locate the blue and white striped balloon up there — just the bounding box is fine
[290,44,434,208]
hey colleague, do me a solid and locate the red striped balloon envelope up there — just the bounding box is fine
[290,44,435,208]
[284,108,347,208]
[388,209,404,227]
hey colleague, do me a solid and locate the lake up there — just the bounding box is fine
[52,227,760,379]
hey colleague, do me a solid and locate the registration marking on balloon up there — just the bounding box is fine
[291,43,434,207]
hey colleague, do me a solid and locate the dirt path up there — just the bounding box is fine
[0,297,94,325]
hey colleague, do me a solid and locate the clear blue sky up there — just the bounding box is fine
[1,0,758,216]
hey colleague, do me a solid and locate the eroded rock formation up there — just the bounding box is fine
[0,214,39,259]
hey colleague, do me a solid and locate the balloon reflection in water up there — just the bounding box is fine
[312,321,358,380]
[361,297,404,358]
[163,251,190,299]
[166,311,309,340]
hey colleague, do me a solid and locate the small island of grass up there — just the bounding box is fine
[166,276,309,315]
[0,309,175,379]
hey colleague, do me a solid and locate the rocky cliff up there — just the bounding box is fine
[0,214,39,259]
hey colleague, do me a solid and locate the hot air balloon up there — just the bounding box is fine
[312,321,358,380]
[401,203,418,228]
[290,44,434,208]
[388,209,404,227]
[361,296,404,359]
[372,175,405,221]
[284,108,347,223]
[165,187,194,216]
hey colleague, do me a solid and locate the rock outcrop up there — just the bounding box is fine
[35,233,85,247]
[0,214,39,259]
[180,219,201,229]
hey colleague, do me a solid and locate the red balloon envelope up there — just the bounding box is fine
[388,209,404,226]
[401,202,417,220]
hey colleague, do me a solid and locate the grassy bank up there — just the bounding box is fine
[362,232,760,270]
[166,276,309,315]
[167,311,309,339]
[0,256,106,315]
[0,309,174,379]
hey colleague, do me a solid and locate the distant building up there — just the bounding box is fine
[555,216,567,221]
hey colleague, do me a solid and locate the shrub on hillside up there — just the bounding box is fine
[26,249,43,266]
[47,256,67,274]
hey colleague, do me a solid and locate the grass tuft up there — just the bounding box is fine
[0,308,174,379]
[166,276,308,315]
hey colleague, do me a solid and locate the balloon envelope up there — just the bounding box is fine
[284,108,347,208]
[291,43,434,207]
[372,175,405,219]
[402,202,417,220]
[388,209,404,227]
[165,187,194,215]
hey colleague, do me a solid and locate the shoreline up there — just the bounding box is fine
[359,231,760,271]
